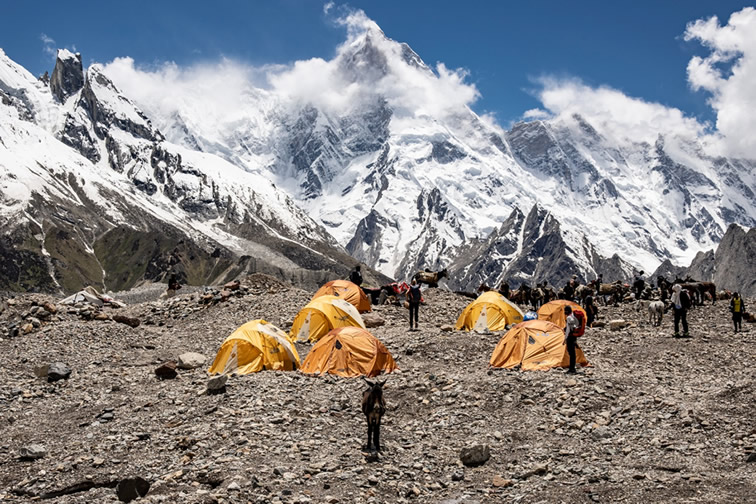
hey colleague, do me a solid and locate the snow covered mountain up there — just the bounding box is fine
[108,25,756,291]
[0,49,365,293]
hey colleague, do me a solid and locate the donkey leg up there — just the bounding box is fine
[366,421,373,451]
[374,420,381,452]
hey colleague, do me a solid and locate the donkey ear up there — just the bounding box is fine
[363,377,375,387]
[378,379,387,387]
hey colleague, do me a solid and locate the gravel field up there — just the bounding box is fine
[0,275,754,503]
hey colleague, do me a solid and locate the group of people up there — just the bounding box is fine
[350,265,423,331]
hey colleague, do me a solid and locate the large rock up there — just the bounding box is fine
[205,375,228,395]
[112,314,140,328]
[362,312,386,328]
[47,362,71,382]
[116,477,151,502]
[155,361,178,379]
[177,352,207,370]
[19,444,46,460]
[459,444,490,467]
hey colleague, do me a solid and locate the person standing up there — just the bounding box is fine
[730,292,746,333]
[633,271,646,300]
[349,265,363,286]
[670,284,691,338]
[407,279,422,331]
[584,295,598,327]
[563,306,580,374]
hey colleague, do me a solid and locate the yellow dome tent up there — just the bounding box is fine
[290,295,366,342]
[312,279,371,313]
[537,299,586,329]
[300,326,397,377]
[490,319,589,370]
[208,319,300,375]
[455,291,524,331]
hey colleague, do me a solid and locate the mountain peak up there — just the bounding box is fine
[50,48,84,103]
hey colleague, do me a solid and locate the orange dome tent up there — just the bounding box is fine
[312,279,371,313]
[300,326,398,378]
[489,319,589,370]
[537,299,586,329]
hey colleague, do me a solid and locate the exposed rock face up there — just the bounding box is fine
[447,205,634,291]
[49,49,84,103]
[686,224,756,296]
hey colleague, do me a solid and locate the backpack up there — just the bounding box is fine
[681,290,692,310]
[572,310,586,337]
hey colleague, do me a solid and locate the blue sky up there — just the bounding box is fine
[1,0,753,126]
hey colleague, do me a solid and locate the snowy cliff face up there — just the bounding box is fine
[114,27,756,286]
[0,49,359,293]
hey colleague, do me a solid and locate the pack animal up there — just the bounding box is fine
[361,379,386,452]
[648,301,665,327]
[413,268,448,288]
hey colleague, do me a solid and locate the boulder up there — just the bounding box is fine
[224,280,241,291]
[177,352,207,370]
[115,477,151,503]
[47,362,72,382]
[205,375,228,395]
[19,444,46,460]
[112,314,140,328]
[608,319,630,331]
[155,361,178,380]
[43,302,57,314]
[459,444,490,467]
[362,312,386,328]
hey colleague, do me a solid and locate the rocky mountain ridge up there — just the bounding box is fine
[0,48,384,294]
[110,25,756,286]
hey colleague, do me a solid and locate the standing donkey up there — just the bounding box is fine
[362,379,386,452]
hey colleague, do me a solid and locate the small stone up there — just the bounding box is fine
[93,457,105,466]
[94,312,110,321]
[155,361,178,380]
[112,314,140,328]
[451,470,464,481]
[492,475,513,487]
[178,352,207,370]
[47,362,72,382]
[19,444,46,460]
[747,452,756,463]
[440,325,454,332]
[566,378,578,387]
[459,444,490,467]
[116,477,150,502]
[227,481,241,491]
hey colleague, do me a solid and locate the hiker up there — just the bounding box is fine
[163,272,182,299]
[584,295,598,327]
[498,281,510,299]
[563,305,580,374]
[670,284,691,338]
[563,276,576,302]
[633,271,645,300]
[349,265,363,286]
[730,292,746,333]
[407,279,422,330]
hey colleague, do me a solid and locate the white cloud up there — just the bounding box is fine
[522,108,551,120]
[40,33,56,58]
[684,7,756,158]
[102,7,481,131]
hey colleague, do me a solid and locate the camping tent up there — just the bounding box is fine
[290,295,366,342]
[312,280,371,313]
[489,319,589,370]
[208,319,300,375]
[300,326,397,377]
[537,300,586,329]
[455,291,524,331]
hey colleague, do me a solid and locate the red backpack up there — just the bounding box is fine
[572,310,586,337]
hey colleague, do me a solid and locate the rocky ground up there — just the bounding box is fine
[0,275,754,503]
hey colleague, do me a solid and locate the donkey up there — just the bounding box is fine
[413,268,448,288]
[362,378,387,452]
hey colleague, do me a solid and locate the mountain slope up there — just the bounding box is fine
[115,26,756,285]
[0,49,370,293]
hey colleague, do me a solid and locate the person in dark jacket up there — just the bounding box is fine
[671,284,691,338]
[563,306,580,374]
[584,295,598,327]
[407,279,422,330]
[349,265,363,286]
[730,292,746,333]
